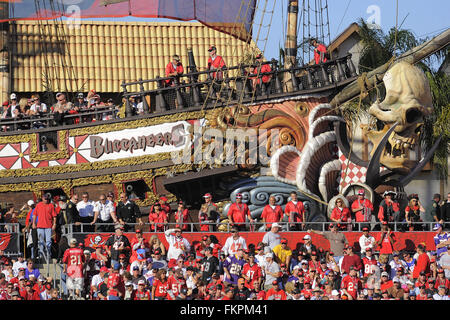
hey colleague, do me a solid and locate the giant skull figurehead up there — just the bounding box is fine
[366,61,433,174]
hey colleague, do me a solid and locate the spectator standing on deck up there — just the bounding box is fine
[284,191,306,231]
[261,196,283,231]
[32,193,57,262]
[310,38,328,65]
[351,189,374,230]
[116,192,142,232]
[165,54,184,87]
[227,193,253,231]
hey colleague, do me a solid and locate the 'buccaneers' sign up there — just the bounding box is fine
[87,121,190,160]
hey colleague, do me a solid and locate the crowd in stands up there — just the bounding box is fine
[0,91,121,130]
[0,188,448,300]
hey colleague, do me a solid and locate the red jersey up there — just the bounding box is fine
[416,293,428,300]
[165,62,184,85]
[351,198,374,222]
[174,208,189,231]
[265,288,287,300]
[415,280,429,290]
[301,288,312,297]
[153,279,169,299]
[34,202,57,229]
[129,237,150,263]
[167,275,185,300]
[434,277,450,290]
[412,253,430,279]
[380,280,393,291]
[308,259,321,272]
[242,263,262,290]
[134,289,151,300]
[284,200,305,222]
[227,203,250,225]
[261,205,283,228]
[362,256,378,277]
[341,275,362,300]
[21,289,41,300]
[62,247,85,279]
[257,290,266,300]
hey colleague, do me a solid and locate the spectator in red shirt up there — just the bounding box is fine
[250,53,272,91]
[284,191,306,231]
[351,189,374,230]
[380,271,393,291]
[310,38,328,65]
[261,196,283,231]
[412,244,431,279]
[340,266,362,300]
[174,201,190,232]
[266,280,287,300]
[165,54,184,87]
[227,193,253,231]
[148,203,168,232]
[207,45,226,80]
[376,221,396,259]
[21,281,40,300]
[377,191,400,223]
[32,193,57,262]
[330,198,352,231]
[340,245,363,275]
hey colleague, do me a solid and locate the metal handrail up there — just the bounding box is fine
[60,220,439,234]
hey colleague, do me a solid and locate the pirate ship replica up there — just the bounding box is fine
[0,0,448,230]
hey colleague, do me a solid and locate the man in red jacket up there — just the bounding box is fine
[250,53,272,90]
[207,45,226,80]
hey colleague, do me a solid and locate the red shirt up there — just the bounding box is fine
[284,201,305,222]
[330,207,351,224]
[341,275,362,300]
[21,289,40,300]
[62,247,85,278]
[149,211,168,231]
[242,263,262,290]
[134,289,151,300]
[351,198,374,222]
[174,209,189,231]
[380,280,393,291]
[265,288,287,300]
[377,232,396,255]
[313,44,328,64]
[107,272,125,297]
[207,55,226,79]
[412,253,430,279]
[261,205,283,228]
[165,62,184,85]
[153,279,169,299]
[227,202,250,225]
[167,275,185,300]
[251,63,272,84]
[34,202,57,229]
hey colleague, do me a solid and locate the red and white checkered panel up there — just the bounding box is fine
[338,152,387,191]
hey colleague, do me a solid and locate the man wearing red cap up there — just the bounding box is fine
[227,193,253,231]
[376,221,396,259]
[358,226,376,256]
[265,280,287,300]
[272,238,293,271]
[284,191,306,231]
[351,189,374,230]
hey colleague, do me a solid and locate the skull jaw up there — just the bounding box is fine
[365,123,423,175]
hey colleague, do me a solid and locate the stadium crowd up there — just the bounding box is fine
[0,188,449,301]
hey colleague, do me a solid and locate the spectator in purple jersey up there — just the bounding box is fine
[433,223,450,261]
[223,248,246,285]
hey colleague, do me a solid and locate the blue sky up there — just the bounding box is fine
[79,0,449,61]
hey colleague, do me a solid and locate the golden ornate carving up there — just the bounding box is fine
[29,130,69,162]
[294,102,310,117]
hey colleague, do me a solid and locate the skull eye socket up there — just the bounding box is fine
[406,108,422,124]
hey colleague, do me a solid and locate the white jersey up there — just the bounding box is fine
[164,229,191,261]
[222,236,247,256]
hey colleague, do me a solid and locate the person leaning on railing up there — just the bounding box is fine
[250,53,272,91]
[165,54,184,87]
[52,92,74,126]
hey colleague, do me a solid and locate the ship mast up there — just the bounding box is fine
[283,0,299,92]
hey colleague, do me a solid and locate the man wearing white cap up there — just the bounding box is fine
[263,252,280,290]
[52,92,73,125]
[297,234,317,257]
[4,93,19,118]
[202,193,219,231]
[262,222,282,250]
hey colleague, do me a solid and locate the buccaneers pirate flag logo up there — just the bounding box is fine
[0,234,12,251]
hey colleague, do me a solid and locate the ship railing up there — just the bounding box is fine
[60,220,438,234]
[121,53,358,115]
